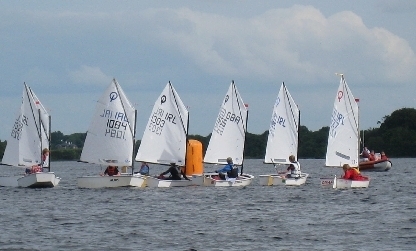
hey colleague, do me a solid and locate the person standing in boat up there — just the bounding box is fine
[138,162,150,175]
[286,155,301,179]
[159,162,190,180]
[215,157,238,180]
[101,165,120,176]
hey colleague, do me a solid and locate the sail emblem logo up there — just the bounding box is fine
[337,91,343,102]
[160,95,166,104]
[275,97,280,106]
[109,92,118,102]
[224,95,229,104]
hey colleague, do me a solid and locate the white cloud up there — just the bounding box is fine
[139,5,416,85]
[69,65,111,86]
[1,3,415,139]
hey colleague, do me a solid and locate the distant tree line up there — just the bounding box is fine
[0,108,415,160]
[362,108,416,157]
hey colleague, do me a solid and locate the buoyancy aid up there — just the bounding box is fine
[227,166,239,178]
[348,167,368,181]
[352,167,360,175]
[169,166,181,180]
[290,161,301,178]
[31,165,42,173]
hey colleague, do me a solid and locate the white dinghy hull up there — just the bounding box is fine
[259,173,309,186]
[77,174,146,188]
[192,173,253,187]
[0,175,23,187]
[320,176,370,189]
[17,172,60,188]
[146,177,192,188]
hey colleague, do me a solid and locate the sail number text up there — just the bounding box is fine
[148,108,177,135]
[101,109,129,140]
[213,108,241,135]
[10,115,29,140]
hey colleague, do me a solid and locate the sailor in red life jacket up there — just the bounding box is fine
[342,164,368,181]
[368,150,376,161]
[102,165,120,176]
[27,148,50,174]
[381,151,388,160]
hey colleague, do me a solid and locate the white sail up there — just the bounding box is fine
[264,83,299,164]
[204,81,248,166]
[2,84,50,168]
[31,89,51,167]
[325,75,359,167]
[135,82,189,166]
[80,79,136,166]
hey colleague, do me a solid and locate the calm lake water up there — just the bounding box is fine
[0,158,415,251]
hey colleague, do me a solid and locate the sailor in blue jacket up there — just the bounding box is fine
[216,157,238,180]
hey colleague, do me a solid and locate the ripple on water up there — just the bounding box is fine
[0,159,415,250]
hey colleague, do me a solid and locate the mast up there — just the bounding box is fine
[356,89,361,166]
[342,74,360,166]
[232,80,248,175]
[297,108,301,161]
[131,109,137,175]
[184,108,190,173]
[241,106,248,175]
[362,130,365,150]
[38,109,42,169]
[113,78,136,171]
[282,81,300,161]
[48,114,51,172]
[169,81,188,166]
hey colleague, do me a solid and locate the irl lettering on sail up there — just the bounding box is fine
[269,112,286,137]
[329,108,344,138]
[148,107,177,136]
[100,109,129,123]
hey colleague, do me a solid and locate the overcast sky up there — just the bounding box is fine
[1,0,415,141]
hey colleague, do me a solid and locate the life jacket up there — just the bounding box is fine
[290,161,301,178]
[169,166,181,180]
[351,167,360,175]
[139,165,149,175]
[31,165,42,174]
[349,167,368,181]
[227,166,239,178]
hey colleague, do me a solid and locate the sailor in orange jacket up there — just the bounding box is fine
[342,164,368,181]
